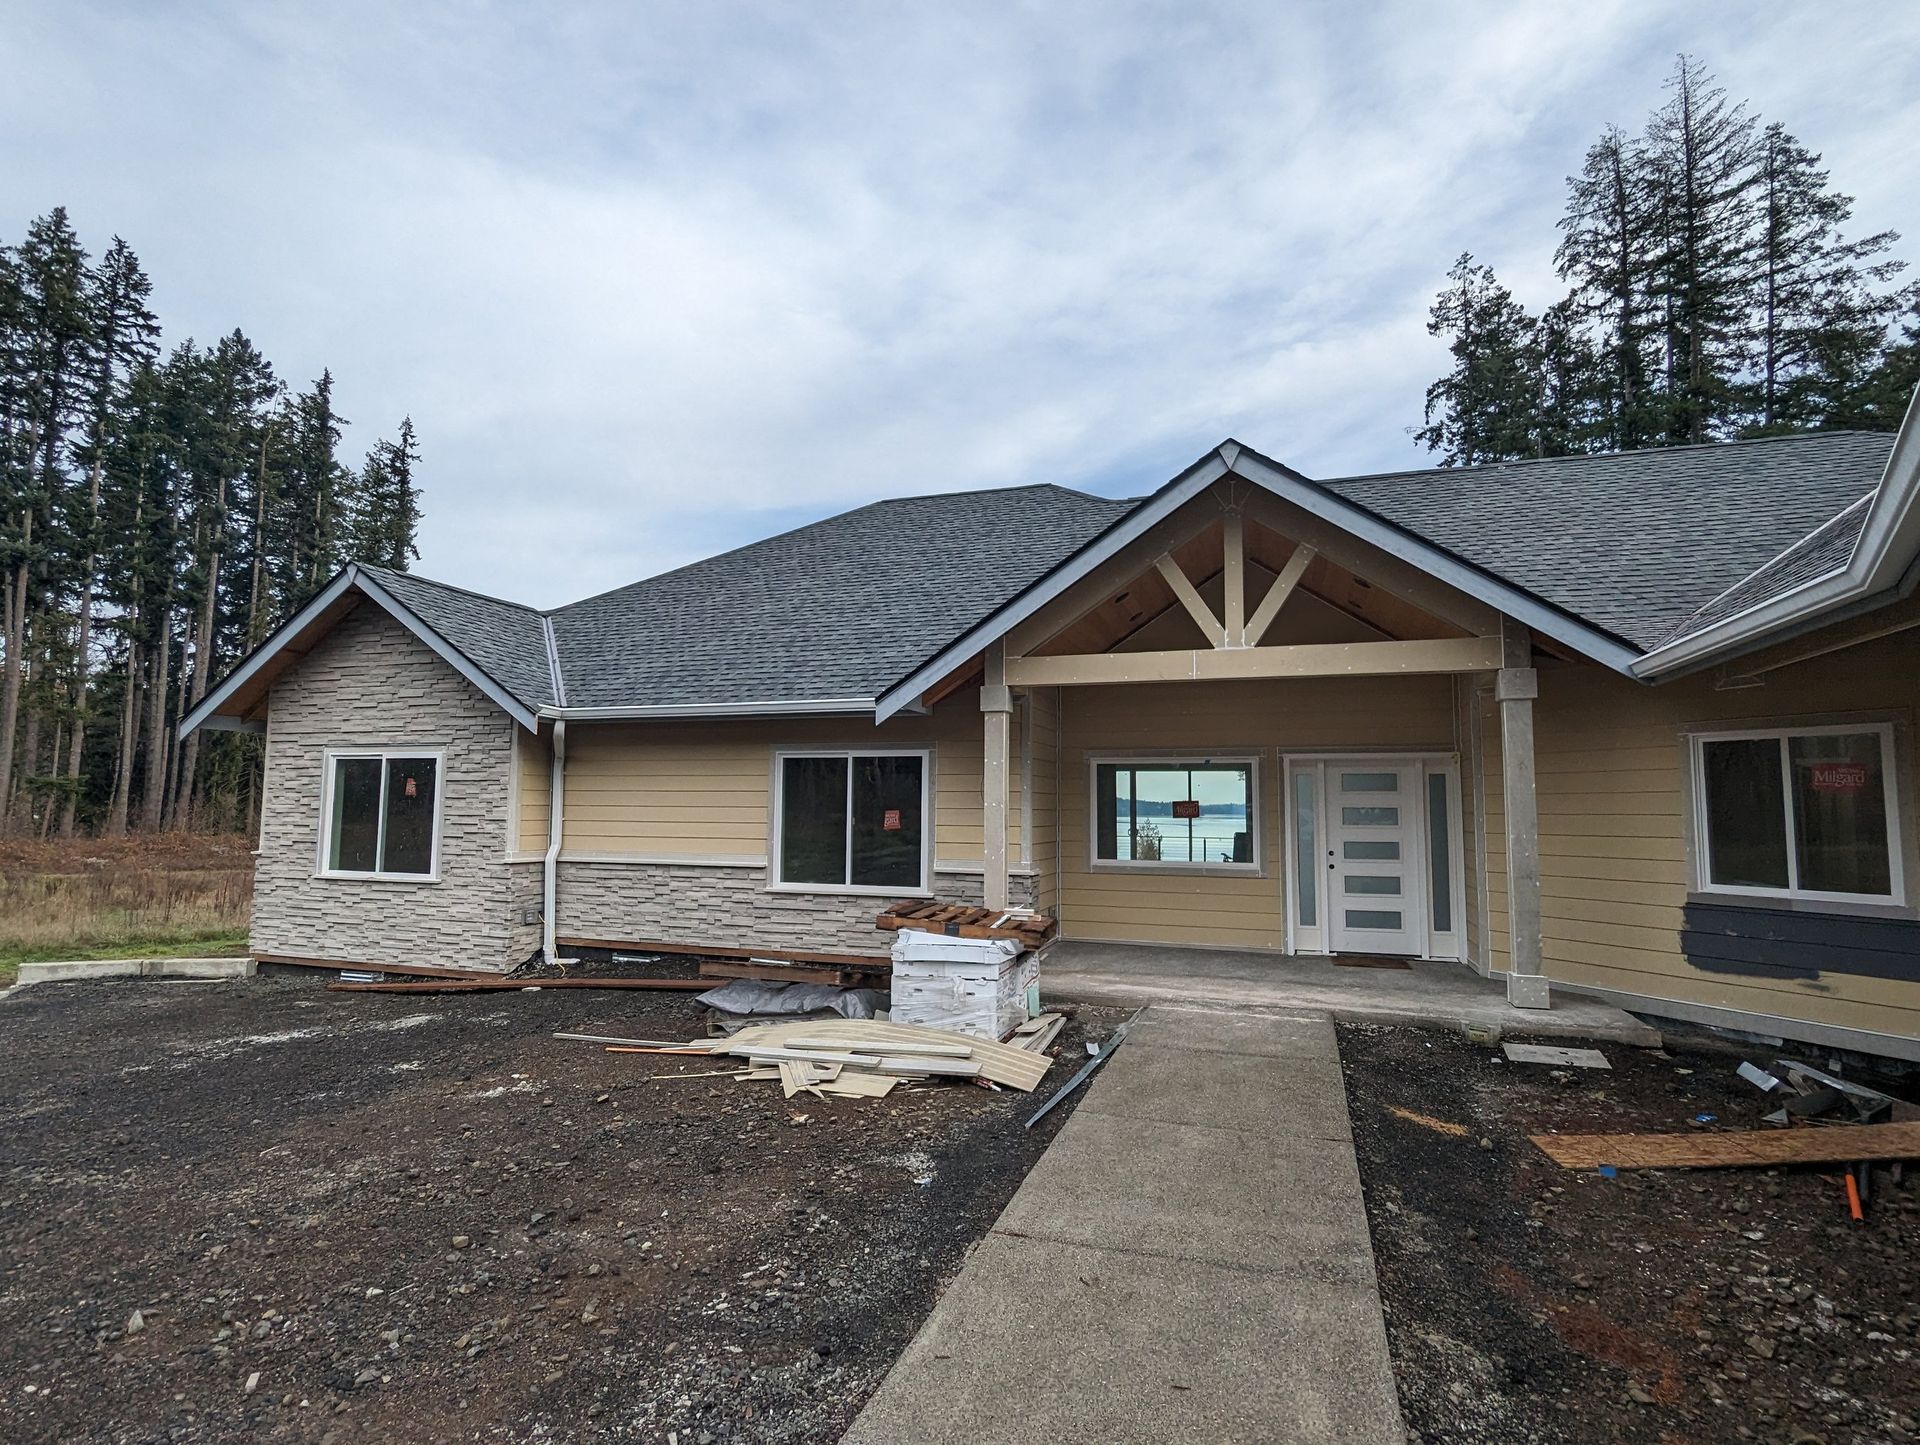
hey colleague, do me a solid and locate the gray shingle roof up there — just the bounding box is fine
[349,429,1898,717]
[1318,431,1893,650]
[360,565,558,709]
[547,484,1135,708]
[1651,493,1871,646]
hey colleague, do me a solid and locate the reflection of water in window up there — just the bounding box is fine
[1112,764,1253,863]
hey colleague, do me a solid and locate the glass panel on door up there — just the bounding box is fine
[1328,761,1421,956]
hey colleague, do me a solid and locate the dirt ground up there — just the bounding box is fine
[0,973,1115,1444]
[1341,1022,1920,1445]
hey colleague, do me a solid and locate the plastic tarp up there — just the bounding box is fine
[695,979,883,1021]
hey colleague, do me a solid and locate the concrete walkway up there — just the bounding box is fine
[1045,940,1660,1046]
[844,1005,1404,1444]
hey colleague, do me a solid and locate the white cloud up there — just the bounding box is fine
[4,0,1917,605]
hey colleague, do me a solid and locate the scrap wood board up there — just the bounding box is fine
[875,901,1057,946]
[1531,1119,1920,1171]
[721,1018,1053,1092]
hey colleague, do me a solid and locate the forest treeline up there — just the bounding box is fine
[0,207,420,838]
[1420,57,1920,465]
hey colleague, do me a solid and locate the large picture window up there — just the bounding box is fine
[774,751,928,891]
[1093,758,1257,868]
[320,749,443,880]
[1694,725,1901,902]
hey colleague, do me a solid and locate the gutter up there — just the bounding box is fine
[1633,386,1920,681]
[536,698,875,721]
[542,719,568,966]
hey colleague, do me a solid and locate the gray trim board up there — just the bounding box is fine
[1681,899,1920,984]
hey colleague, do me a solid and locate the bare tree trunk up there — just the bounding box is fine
[173,490,225,830]
[106,639,141,837]
[59,456,106,837]
[247,425,271,648]
[139,616,173,831]
[0,515,33,835]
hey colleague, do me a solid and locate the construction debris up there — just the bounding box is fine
[1025,1012,1138,1129]
[889,929,1039,1040]
[1502,1042,1610,1069]
[1530,1119,1920,1171]
[329,977,710,994]
[694,978,883,1027]
[557,1015,1060,1101]
[875,900,1057,948]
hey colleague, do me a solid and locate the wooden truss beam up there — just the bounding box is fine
[1244,544,1317,646]
[1153,552,1227,647]
[1003,634,1505,687]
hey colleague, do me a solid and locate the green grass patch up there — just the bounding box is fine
[0,928,252,981]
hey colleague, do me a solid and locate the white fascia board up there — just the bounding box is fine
[1226,449,1645,675]
[347,570,541,731]
[178,568,360,739]
[538,698,875,721]
[1634,388,1920,680]
[178,565,541,740]
[873,451,1233,720]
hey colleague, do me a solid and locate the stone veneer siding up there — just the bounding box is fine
[252,603,535,972]
[556,862,1041,957]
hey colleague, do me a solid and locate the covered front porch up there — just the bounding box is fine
[893,445,1559,1009]
[1039,939,1658,1045]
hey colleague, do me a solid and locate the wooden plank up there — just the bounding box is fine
[730,1046,884,1066]
[816,1073,900,1098]
[1222,512,1246,645]
[789,1037,974,1057]
[1243,543,1315,646]
[723,1018,1054,1091]
[1531,1120,1920,1171]
[1154,553,1227,646]
[1005,635,1505,687]
[872,1057,981,1077]
[329,978,709,994]
[256,953,505,982]
[557,936,889,970]
[697,960,859,986]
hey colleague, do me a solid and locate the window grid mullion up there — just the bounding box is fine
[843,757,854,888]
[373,753,391,874]
[1777,738,1799,894]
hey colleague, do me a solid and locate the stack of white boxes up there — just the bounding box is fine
[887,929,1039,1041]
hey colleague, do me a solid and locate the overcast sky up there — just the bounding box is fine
[6,3,1917,607]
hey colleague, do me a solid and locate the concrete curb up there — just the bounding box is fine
[13,957,257,987]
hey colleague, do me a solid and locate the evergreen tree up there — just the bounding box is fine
[1745,123,1912,433]
[0,209,422,835]
[1416,254,1541,466]
[1556,126,1663,450]
[351,416,422,569]
[1424,54,1916,464]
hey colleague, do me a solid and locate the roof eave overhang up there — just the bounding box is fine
[178,564,541,740]
[1633,389,1920,681]
[536,699,876,722]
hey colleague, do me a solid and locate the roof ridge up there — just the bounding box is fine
[359,563,545,617]
[551,483,1128,616]
[1324,429,1886,487]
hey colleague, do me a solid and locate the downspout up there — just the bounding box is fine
[542,719,567,966]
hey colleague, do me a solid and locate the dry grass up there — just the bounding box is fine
[0,834,253,983]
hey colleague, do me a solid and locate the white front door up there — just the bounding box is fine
[1326,762,1423,956]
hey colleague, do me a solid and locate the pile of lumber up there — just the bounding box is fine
[875,901,1057,948]
[557,1014,1065,1102]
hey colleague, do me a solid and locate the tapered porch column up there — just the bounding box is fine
[1498,620,1549,1008]
[982,641,1013,912]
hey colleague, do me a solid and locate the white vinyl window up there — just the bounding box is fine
[1090,756,1259,871]
[772,750,930,894]
[318,748,446,881]
[1691,724,1903,904]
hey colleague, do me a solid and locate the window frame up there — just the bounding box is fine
[1085,753,1263,875]
[316,746,448,883]
[768,747,933,896]
[1688,722,1905,906]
